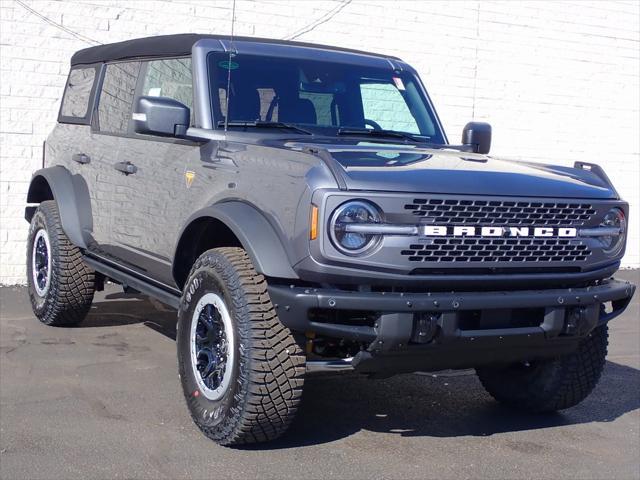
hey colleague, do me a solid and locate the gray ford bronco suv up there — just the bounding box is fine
[26,34,635,445]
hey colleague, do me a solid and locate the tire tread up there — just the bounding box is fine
[476,324,608,412]
[27,201,94,326]
[179,247,304,445]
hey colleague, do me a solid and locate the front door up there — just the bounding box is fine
[108,58,200,287]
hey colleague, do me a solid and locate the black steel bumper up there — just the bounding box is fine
[268,278,635,374]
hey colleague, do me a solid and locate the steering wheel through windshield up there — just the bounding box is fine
[364,119,382,130]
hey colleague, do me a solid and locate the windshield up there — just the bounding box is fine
[207,52,445,143]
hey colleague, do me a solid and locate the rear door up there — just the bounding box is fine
[53,64,118,252]
[88,60,143,261]
[108,57,200,286]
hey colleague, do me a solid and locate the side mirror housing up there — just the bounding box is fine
[133,96,190,137]
[462,121,492,154]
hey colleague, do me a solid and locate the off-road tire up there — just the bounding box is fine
[177,247,305,445]
[26,200,95,326]
[476,324,608,412]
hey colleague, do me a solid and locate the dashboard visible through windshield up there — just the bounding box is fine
[207,52,445,143]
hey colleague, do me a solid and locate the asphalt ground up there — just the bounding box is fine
[1,269,638,480]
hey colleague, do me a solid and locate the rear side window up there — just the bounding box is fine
[58,67,97,124]
[97,61,142,134]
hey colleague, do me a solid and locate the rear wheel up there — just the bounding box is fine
[476,324,608,412]
[26,200,95,326]
[177,247,305,445]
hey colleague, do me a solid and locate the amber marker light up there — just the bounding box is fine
[310,205,319,240]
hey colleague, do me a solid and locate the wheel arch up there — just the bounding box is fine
[26,175,54,208]
[172,202,298,290]
[25,166,92,249]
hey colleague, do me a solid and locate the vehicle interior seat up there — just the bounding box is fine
[228,85,261,122]
[278,98,317,125]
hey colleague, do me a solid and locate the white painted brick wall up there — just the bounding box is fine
[1,0,638,284]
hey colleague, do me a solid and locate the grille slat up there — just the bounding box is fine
[400,237,592,263]
[405,198,596,226]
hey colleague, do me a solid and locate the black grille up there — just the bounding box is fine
[401,238,591,263]
[404,198,596,226]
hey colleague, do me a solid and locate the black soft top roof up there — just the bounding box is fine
[70,33,400,66]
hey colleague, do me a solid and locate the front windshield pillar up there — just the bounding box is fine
[192,39,220,129]
[410,69,449,144]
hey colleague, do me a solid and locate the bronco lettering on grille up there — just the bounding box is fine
[420,226,578,237]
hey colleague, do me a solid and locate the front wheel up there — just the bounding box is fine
[176,247,305,445]
[476,324,608,412]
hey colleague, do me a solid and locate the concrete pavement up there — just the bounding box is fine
[1,270,638,479]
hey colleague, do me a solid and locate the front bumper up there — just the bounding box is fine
[268,277,635,374]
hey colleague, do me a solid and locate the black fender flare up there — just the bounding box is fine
[173,202,298,281]
[26,166,92,249]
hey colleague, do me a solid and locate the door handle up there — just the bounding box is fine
[72,153,90,164]
[113,161,137,175]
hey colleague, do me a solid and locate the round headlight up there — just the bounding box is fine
[599,207,626,255]
[329,200,382,255]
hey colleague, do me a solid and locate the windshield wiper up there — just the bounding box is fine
[337,127,422,142]
[336,127,471,151]
[217,121,312,135]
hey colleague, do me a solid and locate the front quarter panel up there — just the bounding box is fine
[176,202,297,279]
[174,136,336,280]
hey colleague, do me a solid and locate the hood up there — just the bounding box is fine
[283,140,616,199]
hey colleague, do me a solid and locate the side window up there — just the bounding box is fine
[360,82,419,133]
[59,67,97,123]
[97,61,142,134]
[140,58,194,125]
[257,88,277,120]
[299,91,337,126]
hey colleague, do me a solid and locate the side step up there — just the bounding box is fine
[83,255,181,309]
[306,357,354,374]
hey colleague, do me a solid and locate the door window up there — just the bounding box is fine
[141,59,193,108]
[140,58,194,125]
[97,61,142,134]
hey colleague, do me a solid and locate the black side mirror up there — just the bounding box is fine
[133,96,190,137]
[462,122,492,154]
